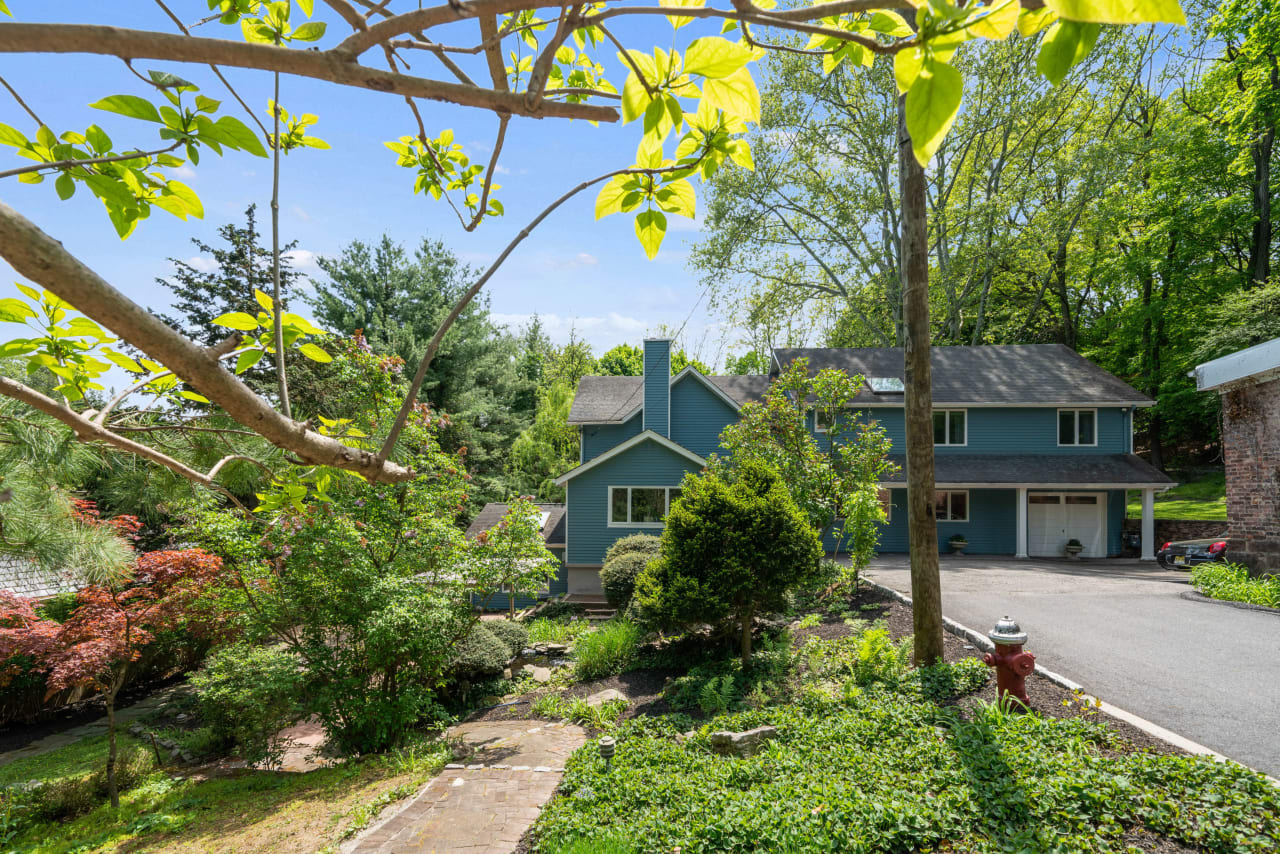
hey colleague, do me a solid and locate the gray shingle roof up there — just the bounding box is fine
[0,556,81,599]
[465,503,566,546]
[879,454,1173,486]
[568,373,771,424]
[773,345,1150,406]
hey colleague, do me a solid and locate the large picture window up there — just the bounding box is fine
[933,409,966,445]
[1058,409,1097,446]
[609,487,682,527]
[934,490,969,522]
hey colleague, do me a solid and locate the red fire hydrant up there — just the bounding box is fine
[983,616,1035,710]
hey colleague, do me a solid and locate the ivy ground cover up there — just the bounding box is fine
[534,687,1279,853]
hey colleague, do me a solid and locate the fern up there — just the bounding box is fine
[697,674,737,716]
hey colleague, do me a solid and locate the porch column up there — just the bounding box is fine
[1140,488,1156,561]
[1016,487,1028,559]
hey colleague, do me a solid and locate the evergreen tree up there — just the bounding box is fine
[156,205,301,347]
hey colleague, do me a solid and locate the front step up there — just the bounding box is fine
[585,607,617,622]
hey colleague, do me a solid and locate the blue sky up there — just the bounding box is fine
[0,1,734,379]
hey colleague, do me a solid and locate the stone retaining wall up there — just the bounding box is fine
[1122,519,1228,547]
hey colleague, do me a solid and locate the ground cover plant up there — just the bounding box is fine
[573,620,643,681]
[527,616,593,646]
[1191,562,1280,609]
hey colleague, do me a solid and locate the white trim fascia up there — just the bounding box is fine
[877,481,1173,491]
[1193,337,1280,391]
[1056,407,1100,448]
[554,430,707,486]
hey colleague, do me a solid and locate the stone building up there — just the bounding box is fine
[1194,338,1280,574]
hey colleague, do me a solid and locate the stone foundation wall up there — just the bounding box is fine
[1222,376,1280,574]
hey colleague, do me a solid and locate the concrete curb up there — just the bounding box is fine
[1180,589,1280,616]
[862,579,1280,786]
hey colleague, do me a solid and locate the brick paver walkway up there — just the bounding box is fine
[347,720,587,854]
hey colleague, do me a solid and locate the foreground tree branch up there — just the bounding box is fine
[0,201,413,483]
[0,23,616,122]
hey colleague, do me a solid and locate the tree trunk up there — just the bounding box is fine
[105,675,121,809]
[898,97,944,667]
[739,602,754,665]
[1248,128,1273,287]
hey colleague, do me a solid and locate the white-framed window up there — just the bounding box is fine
[814,408,835,434]
[609,486,682,527]
[878,488,893,522]
[933,409,967,446]
[934,490,969,522]
[1057,409,1097,446]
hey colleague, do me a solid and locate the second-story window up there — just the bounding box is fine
[1058,409,1097,446]
[933,409,966,445]
[814,408,835,433]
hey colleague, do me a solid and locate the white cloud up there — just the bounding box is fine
[185,255,219,273]
[172,164,197,181]
[283,248,321,273]
[290,204,311,221]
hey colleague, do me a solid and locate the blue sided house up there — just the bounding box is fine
[552,338,1173,597]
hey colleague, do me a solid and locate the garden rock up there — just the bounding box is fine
[585,688,627,707]
[527,666,552,683]
[709,725,778,757]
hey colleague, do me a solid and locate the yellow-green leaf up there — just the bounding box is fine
[1017,6,1059,35]
[1036,20,1100,85]
[0,297,35,323]
[660,0,705,30]
[102,348,144,373]
[212,312,259,331]
[1044,0,1184,25]
[282,312,325,334]
[235,348,265,374]
[894,47,925,95]
[89,95,162,124]
[15,283,40,302]
[905,59,963,167]
[967,0,1020,39]
[255,289,274,312]
[700,66,760,123]
[634,209,667,260]
[180,390,211,403]
[869,11,913,37]
[621,71,657,125]
[595,174,632,219]
[655,178,696,218]
[683,37,753,79]
[298,342,332,363]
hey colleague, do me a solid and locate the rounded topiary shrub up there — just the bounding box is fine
[486,619,529,657]
[449,624,510,678]
[600,551,653,609]
[603,533,661,566]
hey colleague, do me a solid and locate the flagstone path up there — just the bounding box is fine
[346,720,587,854]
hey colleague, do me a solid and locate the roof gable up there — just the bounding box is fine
[553,430,706,485]
[568,372,769,424]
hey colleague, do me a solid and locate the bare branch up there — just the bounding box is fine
[0,73,47,127]
[378,157,707,461]
[0,23,618,123]
[322,0,369,32]
[0,200,413,482]
[0,142,183,180]
[468,115,509,231]
[478,14,510,91]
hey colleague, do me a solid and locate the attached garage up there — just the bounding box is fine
[1027,492,1107,558]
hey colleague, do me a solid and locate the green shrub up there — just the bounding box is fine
[603,533,662,566]
[573,620,642,680]
[535,600,587,621]
[600,552,652,610]
[635,461,822,663]
[191,643,304,767]
[913,657,991,702]
[486,620,530,657]
[530,694,628,728]
[1191,562,1280,608]
[527,617,591,645]
[450,624,511,678]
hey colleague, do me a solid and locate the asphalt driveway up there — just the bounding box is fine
[866,555,1280,778]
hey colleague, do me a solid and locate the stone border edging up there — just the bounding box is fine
[860,578,1280,787]
[1180,589,1280,616]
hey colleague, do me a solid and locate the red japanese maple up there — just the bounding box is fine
[0,547,227,807]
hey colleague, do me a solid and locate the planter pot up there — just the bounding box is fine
[950,543,968,556]
[1064,547,1083,560]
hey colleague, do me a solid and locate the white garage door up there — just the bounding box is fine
[1028,493,1106,558]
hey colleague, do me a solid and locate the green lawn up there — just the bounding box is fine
[1128,471,1226,521]
[3,729,447,853]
